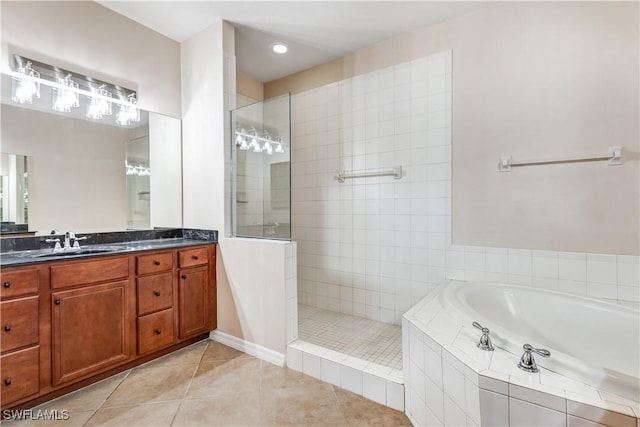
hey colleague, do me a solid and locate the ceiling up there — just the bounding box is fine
[97,1,487,83]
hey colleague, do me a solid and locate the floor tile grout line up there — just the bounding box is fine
[81,369,132,426]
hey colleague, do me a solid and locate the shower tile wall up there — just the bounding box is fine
[292,51,453,324]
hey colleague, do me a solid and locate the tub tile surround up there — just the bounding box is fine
[403,283,640,427]
[446,246,640,303]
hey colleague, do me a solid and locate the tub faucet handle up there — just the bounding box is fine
[472,322,494,351]
[518,343,550,373]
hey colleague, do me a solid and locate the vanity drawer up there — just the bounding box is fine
[137,272,174,316]
[1,296,39,353]
[178,247,208,268]
[137,252,173,275]
[137,308,174,355]
[51,257,129,289]
[1,345,40,405]
[1,268,39,299]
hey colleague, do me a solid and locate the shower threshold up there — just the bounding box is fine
[286,305,405,411]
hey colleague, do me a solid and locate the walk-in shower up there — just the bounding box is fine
[291,51,452,376]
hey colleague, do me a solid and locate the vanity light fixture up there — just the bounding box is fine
[234,126,286,155]
[52,74,79,112]
[272,43,288,54]
[87,85,113,119]
[9,55,138,126]
[116,93,140,125]
[11,61,40,104]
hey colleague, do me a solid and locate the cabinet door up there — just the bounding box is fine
[178,267,208,339]
[51,280,130,385]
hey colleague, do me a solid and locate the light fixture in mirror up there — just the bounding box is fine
[234,126,286,155]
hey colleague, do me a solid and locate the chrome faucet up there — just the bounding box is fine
[472,322,494,351]
[517,343,551,373]
[63,231,87,250]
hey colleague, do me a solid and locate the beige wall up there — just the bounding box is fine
[266,2,639,255]
[237,71,264,101]
[1,1,181,117]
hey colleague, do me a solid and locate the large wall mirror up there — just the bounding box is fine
[1,73,182,235]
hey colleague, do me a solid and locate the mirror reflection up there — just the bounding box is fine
[0,153,28,234]
[1,73,182,235]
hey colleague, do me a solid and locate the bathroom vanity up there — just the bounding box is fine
[0,235,217,411]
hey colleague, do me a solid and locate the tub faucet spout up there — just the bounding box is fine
[518,343,551,373]
[472,322,494,351]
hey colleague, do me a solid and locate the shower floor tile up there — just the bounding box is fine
[298,305,403,370]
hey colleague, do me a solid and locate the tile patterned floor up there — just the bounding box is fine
[3,340,410,427]
[298,305,403,370]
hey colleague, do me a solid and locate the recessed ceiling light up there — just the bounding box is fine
[272,44,288,54]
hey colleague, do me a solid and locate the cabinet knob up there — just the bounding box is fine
[154,329,162,335]
[55,299,61,305]
[4,378,11,386]
[154,260,161,266]
[3,282,10,288]
[192,255,199,260]
[3,325,10,332]
[154,291,161,297]
[181,275,187,280]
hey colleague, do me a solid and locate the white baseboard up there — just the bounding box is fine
[209,330,286,367]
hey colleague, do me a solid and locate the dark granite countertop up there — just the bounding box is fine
[0,229,217,267]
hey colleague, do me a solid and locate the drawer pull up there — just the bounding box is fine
[55,299,61,305]
[192,255,199,260]
[154,291,161,297]
[3,325,10,332]
[154,329,162,335]
[154,260,161,266]
[181,275,187,280]
[3,282,10,288]
[4,378,11,386]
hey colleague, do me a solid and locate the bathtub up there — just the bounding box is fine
[440,282,640,402]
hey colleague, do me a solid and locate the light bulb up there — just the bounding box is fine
[52,74,79,113]
[11,62,40,104]
[264,141,273,155]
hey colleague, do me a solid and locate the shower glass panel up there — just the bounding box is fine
[231,94,291,240]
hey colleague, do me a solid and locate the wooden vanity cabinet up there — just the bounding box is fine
[135,251,177,355]
[51,279,132,386]
[0,243,216,412]
[178,246,216,337]
[0,266,41,406]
